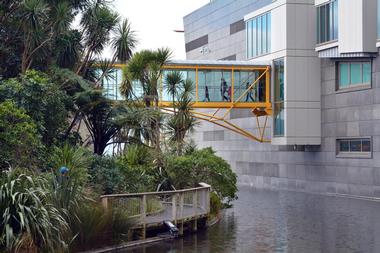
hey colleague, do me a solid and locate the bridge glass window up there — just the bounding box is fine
[274,58,285,137]
[161,69,196,102]
[99,68,125,101]
[246,12,271,59]
[233,70,261,103]
[198,70,232,102]
[317,0,338,44]
[337,138,372,158]
[338,61,371,90]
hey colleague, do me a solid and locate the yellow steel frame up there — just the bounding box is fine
[159,64,272,143]
[110,63,272,143]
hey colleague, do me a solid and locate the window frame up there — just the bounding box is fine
[273,58,285,137]
[317,0,338,45]
[336,60,372,92]
[246,12,271,59]
[378,0,380,39]
[336,137,372,159]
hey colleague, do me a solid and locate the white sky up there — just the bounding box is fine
[107,0,210,60]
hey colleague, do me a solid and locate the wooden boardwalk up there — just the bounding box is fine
[100,183,211,238]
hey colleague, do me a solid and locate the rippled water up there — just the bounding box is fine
[122,186,380,253]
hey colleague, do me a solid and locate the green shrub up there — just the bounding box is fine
[210,191,222,217]
[116,146,156,192]
[50,144,91,186]
[122,145,153,167]
[0,70,71,146]
[90,155,126,194]
[165,147,238,205]
[0,170,68,252]
[69,203,134,252]
[0,101,43,170]
[47,144,91,217]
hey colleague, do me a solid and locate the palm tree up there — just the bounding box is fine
[112,18,137,62]
[76,2,120,76]
[166,78,197,155]
[164,71,183,113]
[122,48,172,149]
[75,90,123,155]
[19,0,50,73]
[95,18,137,87]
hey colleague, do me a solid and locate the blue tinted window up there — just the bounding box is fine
[350,63,362,84]
[317,0,338,44]
[257,16,262,55]
[247,20,252,58]
[252,19,257,57]
[339,63,349,88]
[333,0,338,40]
[274,58,285,137]
[378,0,380,38]
[337,138,372,157]
[363,63,371,83]
[339,62,371,89]
[267,13,271,53]
[246,12,271,59]
[262,15,267,54]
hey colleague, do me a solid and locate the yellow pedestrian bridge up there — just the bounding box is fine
[106,60,272,143]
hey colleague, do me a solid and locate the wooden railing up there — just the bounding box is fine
[100,183,211,227]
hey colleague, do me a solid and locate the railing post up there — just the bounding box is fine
[206,187,210,213]
[101,197,108,209]
[179,192,184,236]
[141,195,146,239]
[172,193,177,224]
[192,190,198,231]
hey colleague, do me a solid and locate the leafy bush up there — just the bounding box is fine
[121,145,153,167]
[47,144,91,216]
[0,101,43,169]
[210,191,222,217]
[50,144,91,186]
[0,70,71,146]
[165,147,238,205]
[69,203,134,252]
[116,145,156,192]
[90,155,126,194]
[0,170,68,252]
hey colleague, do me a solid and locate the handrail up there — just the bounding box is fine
[100,183,211,199]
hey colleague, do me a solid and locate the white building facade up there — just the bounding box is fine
[184,0,380,197]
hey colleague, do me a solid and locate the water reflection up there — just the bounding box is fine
[122,187,380,253]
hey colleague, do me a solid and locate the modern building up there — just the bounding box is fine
[183,0,380,197]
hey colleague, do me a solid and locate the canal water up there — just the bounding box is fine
[123,186,380,253]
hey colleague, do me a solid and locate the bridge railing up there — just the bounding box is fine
[100,183,211,225]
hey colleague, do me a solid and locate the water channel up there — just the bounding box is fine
[122,186,380,253]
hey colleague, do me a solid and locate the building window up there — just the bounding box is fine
[317,0,338,44]
[338,61,371,90]
[246,12,271,59]
[337,138,372,158]
[274,58,284,137]
[378,0,380,38]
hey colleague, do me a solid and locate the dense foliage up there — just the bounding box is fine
[0,101,42,169]
[0,0,238,251]
[0,170,68,252]
[0,70,71,146]
[165,148,238,204]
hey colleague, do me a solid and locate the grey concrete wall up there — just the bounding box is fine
[184,0,271,61]
[184,0,380,198]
